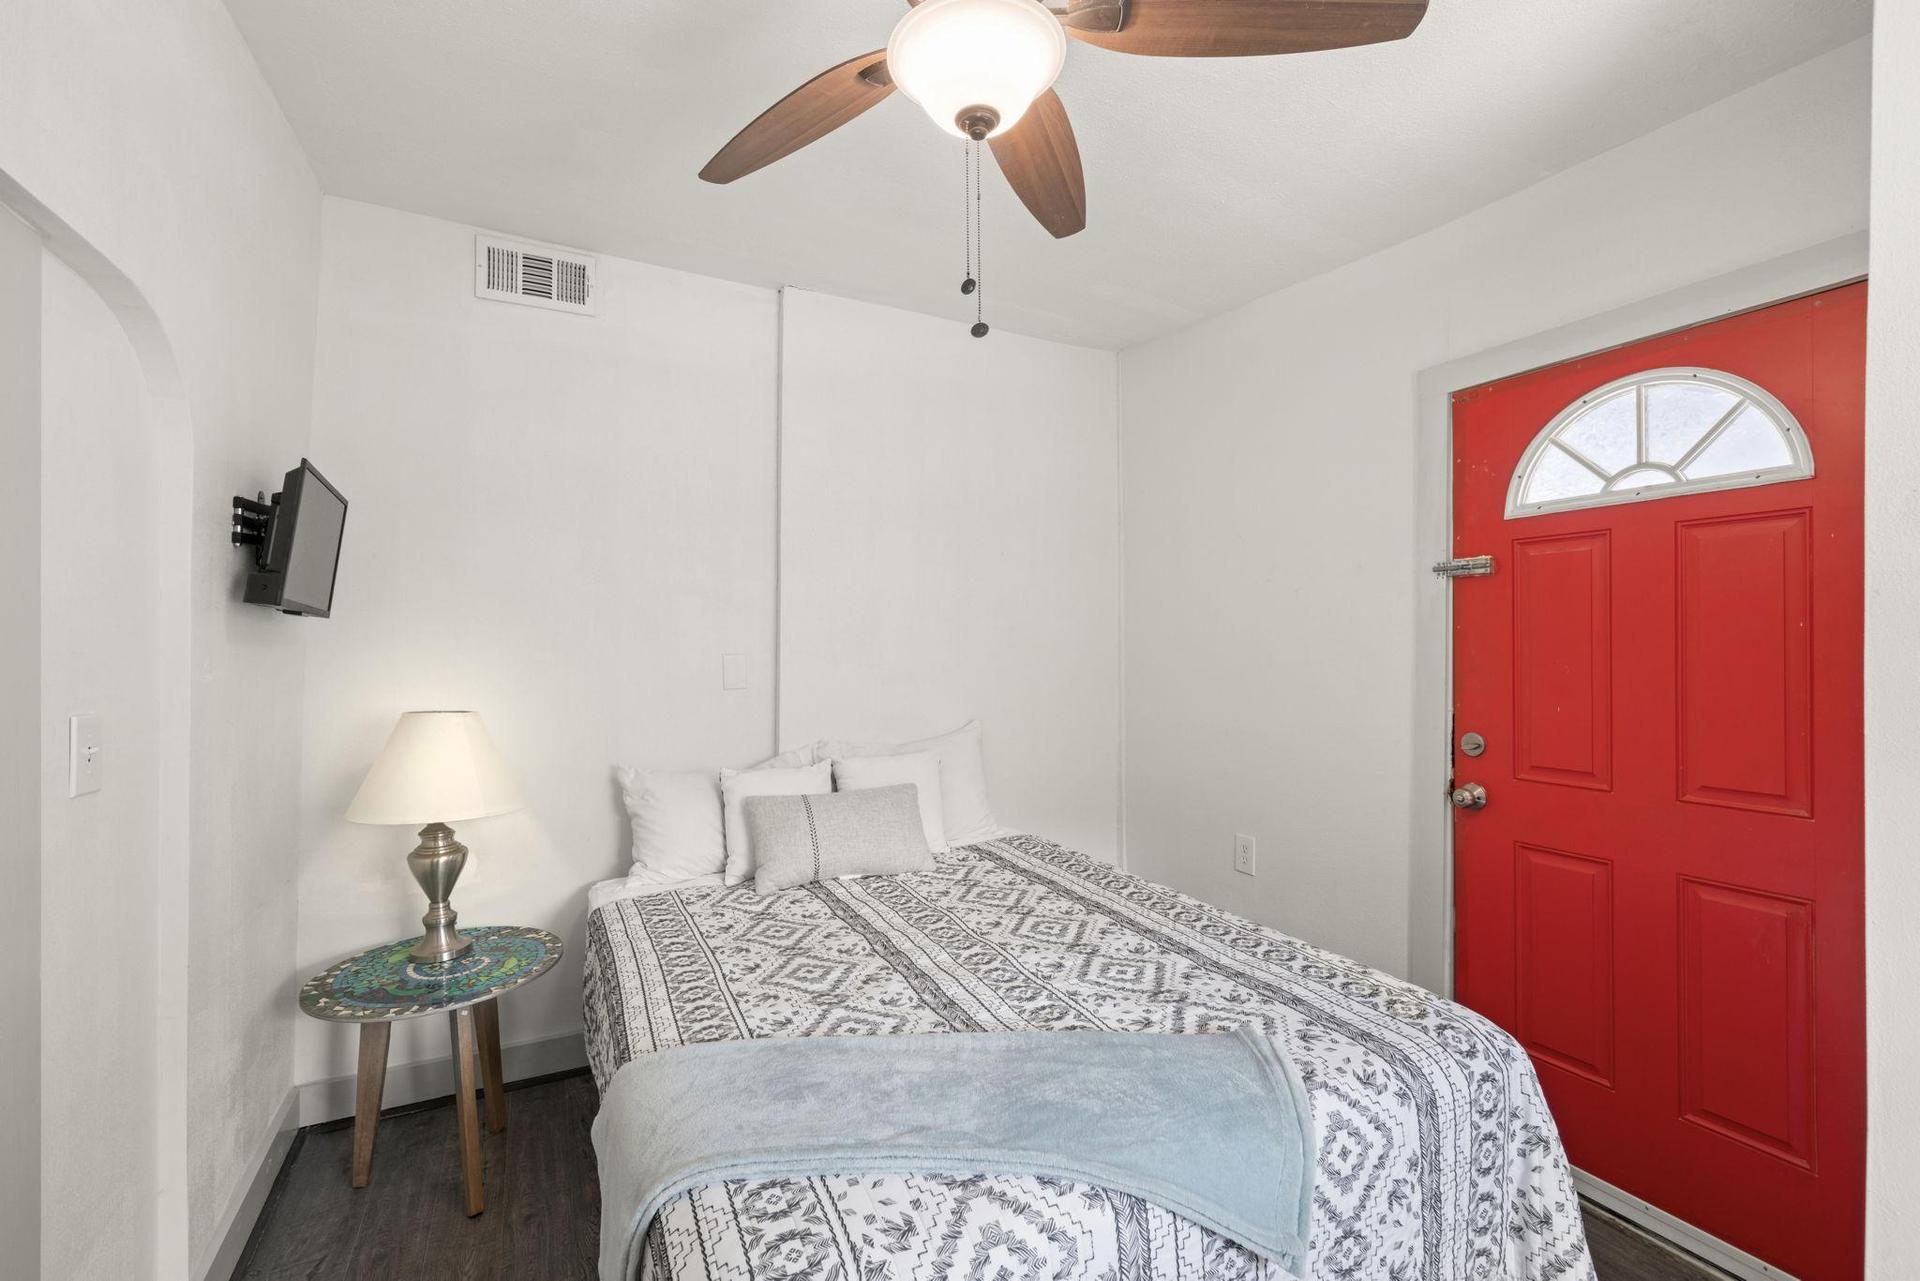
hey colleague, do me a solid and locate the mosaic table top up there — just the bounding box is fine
[299,926,563,1022]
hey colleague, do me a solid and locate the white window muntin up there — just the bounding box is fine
[1504,367,1814,519]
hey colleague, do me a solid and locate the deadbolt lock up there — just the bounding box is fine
[1450,782,1488,810]
[1460,731,1485,757]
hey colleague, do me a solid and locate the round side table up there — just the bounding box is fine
[299,925,562,1216]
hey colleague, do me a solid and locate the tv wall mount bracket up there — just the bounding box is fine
[231,491,275,561]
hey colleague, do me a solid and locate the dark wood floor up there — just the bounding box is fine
[236,1071,1731,1280]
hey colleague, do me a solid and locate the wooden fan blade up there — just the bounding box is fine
[1069,0,1426,57]
[700,51,894,184]
[988,89,1086,239]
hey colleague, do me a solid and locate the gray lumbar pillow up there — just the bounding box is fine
[744,784,933,894]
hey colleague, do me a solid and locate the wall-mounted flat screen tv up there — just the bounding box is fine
[243,460,348,617]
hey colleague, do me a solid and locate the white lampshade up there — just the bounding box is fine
[345,710,525,826]
[885,0,1066,139]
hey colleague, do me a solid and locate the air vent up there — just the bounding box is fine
[474,233,598,315]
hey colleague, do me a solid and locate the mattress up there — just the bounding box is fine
[584,834,1595,1281]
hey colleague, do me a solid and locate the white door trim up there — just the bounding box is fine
[0,192,43,1281]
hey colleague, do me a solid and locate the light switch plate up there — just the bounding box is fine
[721,653,748,691]
[1233,832,1256,876]
[68,714,103,797]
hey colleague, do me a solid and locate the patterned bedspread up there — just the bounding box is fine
[584,835,1594,1281]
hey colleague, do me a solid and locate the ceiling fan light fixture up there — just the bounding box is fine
[886,0,1067,140]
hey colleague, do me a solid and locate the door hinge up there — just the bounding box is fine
[1431,555,1494,579]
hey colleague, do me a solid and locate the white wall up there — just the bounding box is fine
[295,207,1127,1096]
[1865,3,1920,1268]
[297,198,781,1085]
[1117,41,1870,980]
[0,1,322,1270]
[38,252,163,1279]
[0,205,42,1281]
[778,289,1122,860]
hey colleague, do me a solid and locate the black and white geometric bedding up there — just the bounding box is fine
[584,835,1595,1281]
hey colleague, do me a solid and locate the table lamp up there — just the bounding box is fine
[346,710,525,963]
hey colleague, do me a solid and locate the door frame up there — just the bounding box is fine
[0,194,41,1281]
[1407,231,1867,1280]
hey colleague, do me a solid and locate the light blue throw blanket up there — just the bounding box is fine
[592,1025,1314,1281]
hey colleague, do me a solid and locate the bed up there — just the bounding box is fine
[584,833,1595,1281]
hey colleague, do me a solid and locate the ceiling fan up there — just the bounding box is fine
[699,0,1430,240]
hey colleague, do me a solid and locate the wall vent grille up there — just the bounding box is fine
[474,234,598,315]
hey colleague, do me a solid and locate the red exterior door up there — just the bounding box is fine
[1451,284,1864,1279]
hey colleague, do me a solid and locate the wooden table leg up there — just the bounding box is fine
[351,1022,391,1189]
[476,998,507,1134]
[449,1007,485,1216]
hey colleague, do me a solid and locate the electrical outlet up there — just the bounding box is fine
[1233,832,1256,876]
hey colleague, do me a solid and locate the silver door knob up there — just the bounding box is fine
[1450,783,1488,810]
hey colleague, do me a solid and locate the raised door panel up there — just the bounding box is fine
[1515,844,1615,1085]
[1512,533,1612,790]
[1678,878,1815,1168]
[1676,511,1813,816]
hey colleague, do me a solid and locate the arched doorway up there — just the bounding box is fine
[0,169,197,1278]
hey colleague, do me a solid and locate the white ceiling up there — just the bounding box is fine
[225,0,1869,349]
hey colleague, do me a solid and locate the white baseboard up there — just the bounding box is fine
[296,1029,588,1128]
[195,1087,298,1281]
[1573,1166,1797,1281]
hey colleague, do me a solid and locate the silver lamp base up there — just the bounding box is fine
[407,822,473,964]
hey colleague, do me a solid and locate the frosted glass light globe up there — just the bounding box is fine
[885,0,1067,140]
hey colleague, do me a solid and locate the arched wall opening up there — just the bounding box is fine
[0,167,196,1279]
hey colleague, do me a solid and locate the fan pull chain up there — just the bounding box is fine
[961,141,975,297]
[958,141,988,338]
[969,140,988,338]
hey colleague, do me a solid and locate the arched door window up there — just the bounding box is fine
[1505,368,1813,518]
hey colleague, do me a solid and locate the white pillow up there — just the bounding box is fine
[822,720,997,846]
[751,744,818,769]
[719,760,832,885]
[614,767,726,883]
[832,751,948,855]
